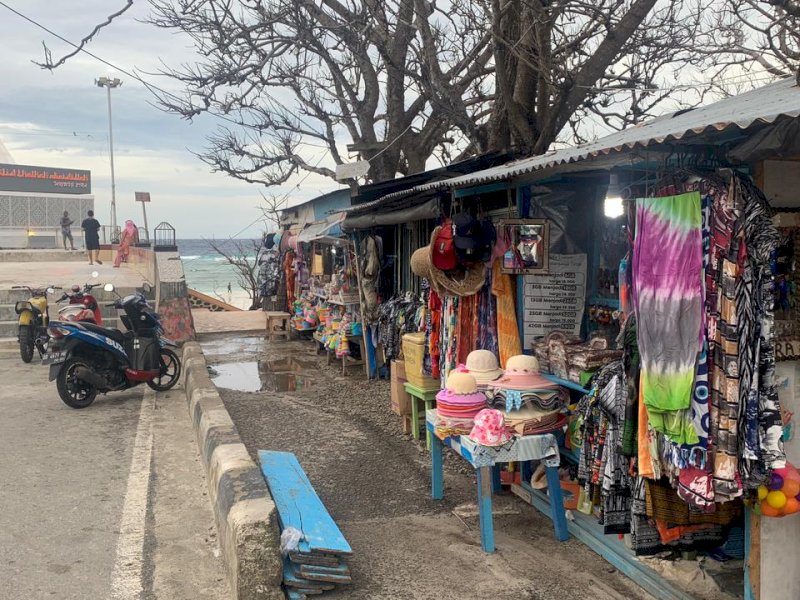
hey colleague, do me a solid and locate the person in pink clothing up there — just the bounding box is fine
[114,220,139,268]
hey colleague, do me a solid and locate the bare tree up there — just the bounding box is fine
[259,193,290,231]
[205,238,262,310]
[30,0,791,184]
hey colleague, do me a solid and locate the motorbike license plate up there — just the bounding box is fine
[42,350,65,366]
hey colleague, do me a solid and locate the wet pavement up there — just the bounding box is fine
[209,356,316,393]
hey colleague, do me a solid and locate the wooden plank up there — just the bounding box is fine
[260,450,352,556]
[511,482,695,600]
[285,588,307,600]
[297,570,352,585]
[298,563,352,582]
[283,561,335,591]
[289,552,342,568]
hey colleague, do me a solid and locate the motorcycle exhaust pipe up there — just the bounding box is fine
[74,366,106,388]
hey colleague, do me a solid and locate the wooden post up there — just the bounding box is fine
[350,234,375,379]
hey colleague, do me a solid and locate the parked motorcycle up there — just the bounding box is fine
[44,283,181,409]
[56,281,105,325]
[13,285,60,362]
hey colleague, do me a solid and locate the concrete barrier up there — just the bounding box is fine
[182,342,283,600]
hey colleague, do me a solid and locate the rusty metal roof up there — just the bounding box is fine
[375,77,800,202]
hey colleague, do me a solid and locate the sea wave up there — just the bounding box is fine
[181,255,201,260]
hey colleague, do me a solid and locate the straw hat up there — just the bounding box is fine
[491,354,558,391]
[409,228,487,297]
[465,350,503,385]
[445,371,479,395]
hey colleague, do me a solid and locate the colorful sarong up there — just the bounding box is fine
[633,193,703,444]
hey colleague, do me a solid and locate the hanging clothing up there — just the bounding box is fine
[633,193,703,444]
[455,294,478,365]
[440,296,459,383]
[476,265,499,355]
[620,316,640,457]
[284,251,296,310]
[491,259,521,368]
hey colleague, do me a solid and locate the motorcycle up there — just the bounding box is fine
[44,282,182,409]
[56,281,105,325]
[13,285,60,363]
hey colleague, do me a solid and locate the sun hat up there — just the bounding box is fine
[411,234,486,297]
[435,371,487,419]
[491,355,559,392]
[464,350,503,385]
[468,409,513,447]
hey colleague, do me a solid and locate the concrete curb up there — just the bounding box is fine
[181,342,283,600]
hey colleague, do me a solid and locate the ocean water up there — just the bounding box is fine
[178,238,260,308]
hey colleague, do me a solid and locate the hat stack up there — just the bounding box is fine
[488,355,568,435]
[464,350,503,390]
[435,371,488,419]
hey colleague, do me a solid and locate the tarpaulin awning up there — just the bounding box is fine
[342,197,440,230]
[297,212,346,243]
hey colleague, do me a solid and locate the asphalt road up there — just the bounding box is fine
[0,348,228,600]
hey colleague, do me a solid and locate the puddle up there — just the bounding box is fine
[200,336,263,356]
[210,357,317,393]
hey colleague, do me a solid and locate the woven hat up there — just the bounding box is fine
[445,371,479,394]
[468,409,513,447]
[465,350,503,385]
[491,354,559,391]
[411,241,485,297]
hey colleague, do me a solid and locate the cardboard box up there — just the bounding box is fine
[390,360,412,416]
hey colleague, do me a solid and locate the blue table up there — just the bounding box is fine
[426,410,569,553]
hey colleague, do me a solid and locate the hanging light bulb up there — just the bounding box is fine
[604,173,624,219]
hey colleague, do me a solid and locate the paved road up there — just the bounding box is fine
[0,349,228,600]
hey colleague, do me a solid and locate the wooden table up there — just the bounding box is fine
[426,409,569,553]
[265,311,291,341]
[404,382,438,450]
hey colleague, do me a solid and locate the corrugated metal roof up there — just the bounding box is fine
[374,77,800,202]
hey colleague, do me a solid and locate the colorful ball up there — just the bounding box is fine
[767,490,787,510]
[769,472,785,491]
[761,502,781,517]
[783,479,800,499]
[784,497,800,515]
[758,485,769,500]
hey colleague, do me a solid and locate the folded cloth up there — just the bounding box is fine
[488,388,567,412]
[433,414,475,436]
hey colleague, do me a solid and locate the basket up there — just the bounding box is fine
[401,332,439,390]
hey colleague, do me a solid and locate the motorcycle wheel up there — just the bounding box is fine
[56,357,98,409]
[19,325,34,363]
[146,348,182,392]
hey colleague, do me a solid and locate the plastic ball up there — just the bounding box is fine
[784,497,800,515]
[783,479,800,499]
[769,472,785,491]
[761,502,781,517]
[758,485,769,500]
[767,490,787,510]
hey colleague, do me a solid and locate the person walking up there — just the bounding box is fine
[81,210,102,265]
[59,211,75,251]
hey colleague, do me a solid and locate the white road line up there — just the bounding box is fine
[110,389,155,600]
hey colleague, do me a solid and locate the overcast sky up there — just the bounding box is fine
[0,0,343,238]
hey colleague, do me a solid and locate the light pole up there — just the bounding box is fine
[95,76,122,241]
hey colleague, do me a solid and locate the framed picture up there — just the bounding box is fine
[498,219,550,274]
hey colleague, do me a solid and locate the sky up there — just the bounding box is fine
[0,0,344,238]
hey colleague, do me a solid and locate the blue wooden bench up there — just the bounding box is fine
[259,450,353,598]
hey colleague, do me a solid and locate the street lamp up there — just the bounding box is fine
[95,76,122,239]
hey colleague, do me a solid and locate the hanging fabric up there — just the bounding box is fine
[491,259,521,368]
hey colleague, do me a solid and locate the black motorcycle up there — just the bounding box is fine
[44,283,181,408]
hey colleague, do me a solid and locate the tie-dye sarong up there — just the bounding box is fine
[633,193,703,444]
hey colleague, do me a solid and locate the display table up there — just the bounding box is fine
[265,311,291,341]
[426,410,569,553]
[405,382,438,449]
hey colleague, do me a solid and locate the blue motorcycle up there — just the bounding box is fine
[44,283,181,409]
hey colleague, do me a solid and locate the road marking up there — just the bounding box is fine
[110,389,155,600]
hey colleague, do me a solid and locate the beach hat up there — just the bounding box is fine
[445,371,479,394]
[435,371,487,419]
[491,355,559,391]
[465,350,503,385]
[410,229,486,297]
[468,409,513,447]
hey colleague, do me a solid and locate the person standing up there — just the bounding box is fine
[81,210,102,265]
[59,211,75,251]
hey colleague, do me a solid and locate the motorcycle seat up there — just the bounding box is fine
[79,322,128,346]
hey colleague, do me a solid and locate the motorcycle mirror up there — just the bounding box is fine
[142,282,152,294]
[91,271,99,279]
[104,283,115,293]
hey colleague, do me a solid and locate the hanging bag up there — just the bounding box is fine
[431,219,458,271]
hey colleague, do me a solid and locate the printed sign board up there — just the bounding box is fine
[135,192,151,203]
[522,253,588,348]
[0,163,91,195]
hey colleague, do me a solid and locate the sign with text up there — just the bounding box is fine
[335,160,370,181]
[0,163,91,195]
[135,192,151,202]
[522,253,587,348]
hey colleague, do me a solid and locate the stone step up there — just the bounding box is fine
[0,249,89,263]
[0,287,138,304]
[0,318,122,339]
[0,303,123,322]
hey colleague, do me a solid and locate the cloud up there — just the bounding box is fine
[0,0,345,237]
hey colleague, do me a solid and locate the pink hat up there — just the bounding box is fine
[468,409,513,447]
[491,355,559,392]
